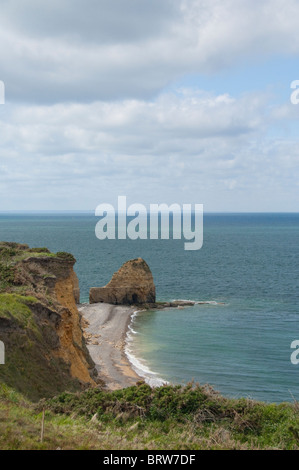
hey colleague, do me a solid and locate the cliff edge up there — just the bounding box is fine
[0,242,98,400]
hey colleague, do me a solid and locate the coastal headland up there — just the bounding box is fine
[0,242,196,395]
[1,242,299,450]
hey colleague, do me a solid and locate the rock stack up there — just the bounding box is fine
[89,258,156,305]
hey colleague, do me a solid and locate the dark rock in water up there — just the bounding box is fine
[169,300,195,307]
[89,258,156,305]
[150,300,195,309]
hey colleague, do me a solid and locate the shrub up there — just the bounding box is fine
[28,248,50,254]
[0,263,15,288]
[55,252,75,262]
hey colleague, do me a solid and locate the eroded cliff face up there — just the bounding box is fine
[89,257,156,305]
[0,242,97,400]
[54,270,94,384]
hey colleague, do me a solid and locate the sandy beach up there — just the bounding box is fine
[78,302,142,390]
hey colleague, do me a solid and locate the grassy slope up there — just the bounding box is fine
[0,293,39,330]
[0,293,82,401]
[1,382,299,450]
[0,243,84,400]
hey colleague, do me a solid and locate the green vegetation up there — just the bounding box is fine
[0,263,15,290]
[0,241,298,450]
[0,384,100,450]
[0,293,37,329]
[28,248,51,254]
[12,251,56,263]
[0,242,75,296]
[0,242,83,401]
[0,243,74,272]
[0,291,83,401]
[55,252,75,262]
[0,319,82,401]
[0,243,57,295]
[44,383,299,450]
[0,244,55,267]
[0,382,298,450]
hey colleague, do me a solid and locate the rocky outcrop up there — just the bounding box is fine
[0,242,98,400]
[89,258,156,305]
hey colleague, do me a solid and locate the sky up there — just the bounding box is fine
[0,0,299,212]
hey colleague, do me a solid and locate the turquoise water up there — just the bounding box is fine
[1,213,299,402]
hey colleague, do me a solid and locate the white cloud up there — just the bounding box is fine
[0,90,267,158]
[0,89,298,210]
[0,1,299,211]
[1,0,299,102]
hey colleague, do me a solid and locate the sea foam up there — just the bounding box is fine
[125,310,168,387]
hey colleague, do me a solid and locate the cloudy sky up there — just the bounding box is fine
[0,0,299,211]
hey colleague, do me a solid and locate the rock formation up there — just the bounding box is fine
[0,242,98,400]
[89,258,156,305]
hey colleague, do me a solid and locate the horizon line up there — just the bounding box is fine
[1,210,299,215]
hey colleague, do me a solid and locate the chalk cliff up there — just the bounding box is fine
[89,258,156,305]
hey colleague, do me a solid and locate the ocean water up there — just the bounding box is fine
[1,212,299,402]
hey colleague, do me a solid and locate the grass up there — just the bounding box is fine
[0,384,101,450]
[12,251,56,263]
[55,252,76,262]
[0,241,298,450]
[0,245,55,266]
[0,243,74,269]
[12,250,75,263]
[0,293,82,401]
[41,383,299,450]
[0,243,76,298]
[1,382,299,450]
[0,244,56,294]
[0,383,249,450]
[0,293,38,329]
[0,263,15,290]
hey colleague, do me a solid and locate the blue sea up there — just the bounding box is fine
[1,212,299,403]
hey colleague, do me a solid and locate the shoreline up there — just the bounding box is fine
[78,302,144,390]
[78,300,213,390]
